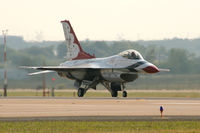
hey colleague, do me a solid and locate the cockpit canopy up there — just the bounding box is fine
[119,49,143,60]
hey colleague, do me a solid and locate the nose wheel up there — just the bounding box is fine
[77,88,85,97]
[122,91,127,97]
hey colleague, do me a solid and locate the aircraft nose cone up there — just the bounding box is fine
[143,65,159,73]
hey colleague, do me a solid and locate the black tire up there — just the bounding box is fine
[122,91,127,97]
[111,90,118,97]
[77,88,84,97]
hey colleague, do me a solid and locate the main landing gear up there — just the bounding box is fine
[111,90,118,97]
[75,78,99,97]
[111,90,127,98]
[74,80,87,97]
[111,90,127,97]
[101,82,128,97]
[75,80,128,98]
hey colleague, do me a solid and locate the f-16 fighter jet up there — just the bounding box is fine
[23,20,169,97]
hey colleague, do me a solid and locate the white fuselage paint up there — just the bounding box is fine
[61,55,146,70]
[59,54,151,82]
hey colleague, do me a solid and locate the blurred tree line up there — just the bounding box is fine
[1,40,200,74]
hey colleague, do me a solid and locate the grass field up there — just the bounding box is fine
[0,121,200,133]
[1,90,200,98]
[2,74,200,90]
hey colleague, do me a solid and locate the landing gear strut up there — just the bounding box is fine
[75,78,100,97]
[122,83,127,97]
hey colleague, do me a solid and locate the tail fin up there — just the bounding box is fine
[61,20,95,60]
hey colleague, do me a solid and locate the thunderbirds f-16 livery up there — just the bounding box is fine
[23,20,169,97]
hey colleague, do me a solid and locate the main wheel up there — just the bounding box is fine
[122,91,127,97]
[111,90,118,97]
[77,88,84,97]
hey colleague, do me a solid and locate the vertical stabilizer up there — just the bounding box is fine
[61,20,95,60]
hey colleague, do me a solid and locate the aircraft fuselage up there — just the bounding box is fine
[58,53,157,83]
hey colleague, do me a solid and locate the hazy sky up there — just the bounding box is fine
[1,0,200,41]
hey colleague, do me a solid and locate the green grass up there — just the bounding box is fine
[2,74,200,90]
[0,121,200,133]
[2,91,200,98]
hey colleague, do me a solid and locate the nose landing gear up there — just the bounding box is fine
[77,88,85,97]
[122,83,127,97]
[122,91,127,97]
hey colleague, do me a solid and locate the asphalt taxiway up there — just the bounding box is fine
[0,97,200,121]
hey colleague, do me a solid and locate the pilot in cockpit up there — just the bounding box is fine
[120,50,143,60]
[131,52,137,59]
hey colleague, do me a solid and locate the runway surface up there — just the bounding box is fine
[0,97,200,121]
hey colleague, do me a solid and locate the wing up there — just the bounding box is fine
[21,65,99,71]
[27,70,55,76]
[20,65,99,76]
